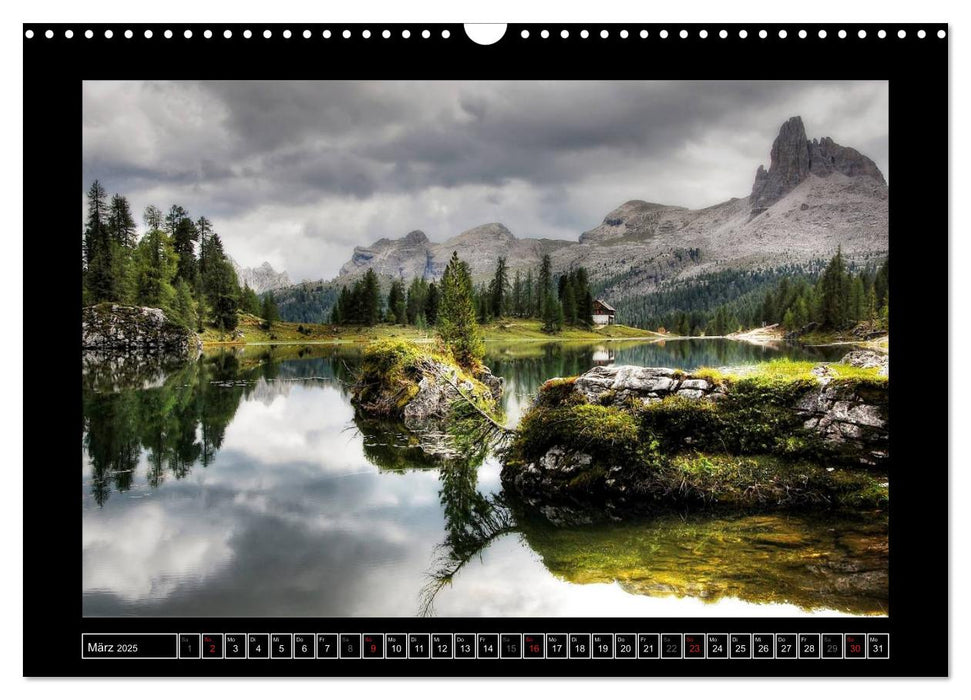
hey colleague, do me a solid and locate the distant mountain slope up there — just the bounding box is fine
[338,224,573,284]
[230,259,292,294]
[275,116,887,324]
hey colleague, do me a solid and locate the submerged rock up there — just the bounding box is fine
[82,303,201,359]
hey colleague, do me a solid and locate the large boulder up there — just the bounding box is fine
[82,304,201,359]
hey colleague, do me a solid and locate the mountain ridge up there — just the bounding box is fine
[275,116,887,323]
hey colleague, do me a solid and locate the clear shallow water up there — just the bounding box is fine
[81,340,886,617]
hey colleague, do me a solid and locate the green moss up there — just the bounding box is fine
[705,359,887,384]
[568,464,609,490]
[508,403,641,469]
[533,376,582,408]
[352,339,494,419]
[659,454,888,509]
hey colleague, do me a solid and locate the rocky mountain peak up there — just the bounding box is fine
[404,230,429,244]
[230,258,292,294]
[451,222,515,242]
[750,116,885,217]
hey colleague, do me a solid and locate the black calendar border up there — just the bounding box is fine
[23,22,949,678]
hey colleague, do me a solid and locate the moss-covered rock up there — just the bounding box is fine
[351,339,503,433]
[501,360,888,515]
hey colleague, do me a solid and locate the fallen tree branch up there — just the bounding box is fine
[421,360,516,437]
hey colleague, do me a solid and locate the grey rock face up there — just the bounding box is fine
[230,258,292,293]
[573,364,716,405]
[82,304,201,359]
[840,349,889,377]
[750,116,813,215]
[390,360,503,428]
[795,380,889,464]
[750,116,886,216]
[337,222,572,284]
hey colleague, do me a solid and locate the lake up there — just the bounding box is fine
[82,338,887,617]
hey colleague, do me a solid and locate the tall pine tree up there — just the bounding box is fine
[437,252,483,367]
[83,180,115,303]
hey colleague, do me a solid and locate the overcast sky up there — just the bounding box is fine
[82,80,888,281]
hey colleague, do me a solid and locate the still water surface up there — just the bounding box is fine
[82,339,887,617]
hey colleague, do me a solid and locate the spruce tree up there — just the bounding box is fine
[511,270,523,318]
[542,291,560,333]
[437,252,483,367]
[424,283,439,325]
[83,180,115,303]
[107,194,137,247]
[334,285,351,324]
[820,248,848,329]
[561,278,577,325]
[524,269,535,318]
[406,277,429,324]
[538,255,552,305]
[489,257,509,318]
[387,279,407,324]
[240,284,261,316]
[166,205,199,286]
[135,228,178,312]
[362,269,381,325]
[261,292,280,329]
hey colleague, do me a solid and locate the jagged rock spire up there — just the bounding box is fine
[750,116,885,217]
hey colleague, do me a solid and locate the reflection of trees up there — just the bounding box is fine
[84,353,259,505]
[84,348,361,506]
[419,459,517,617]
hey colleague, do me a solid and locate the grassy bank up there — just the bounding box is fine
[199,314,659,346]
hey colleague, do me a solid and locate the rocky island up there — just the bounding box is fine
[501,352,889,521]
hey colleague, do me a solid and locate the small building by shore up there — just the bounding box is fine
[592,299,616,326]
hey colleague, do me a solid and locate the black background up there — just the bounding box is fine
[23,22,948,677]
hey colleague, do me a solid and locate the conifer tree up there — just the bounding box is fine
[561,277,577,325]
[362,269,381,325]
[261,292,279,329]
[406,277,429,324]
[387,279,407,324]
[83,180,115,303]
[488,257,509,318]
[240,284,261,316]
[524,269,535,318]
[437,252,483,367]
[166,205,199,286]
[511,270,523,318]
[424,282,439,325]
[820,247,848,329]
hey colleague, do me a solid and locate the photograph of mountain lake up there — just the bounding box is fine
[82,80,889,617]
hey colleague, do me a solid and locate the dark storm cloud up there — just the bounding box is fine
[82,80,888,280]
